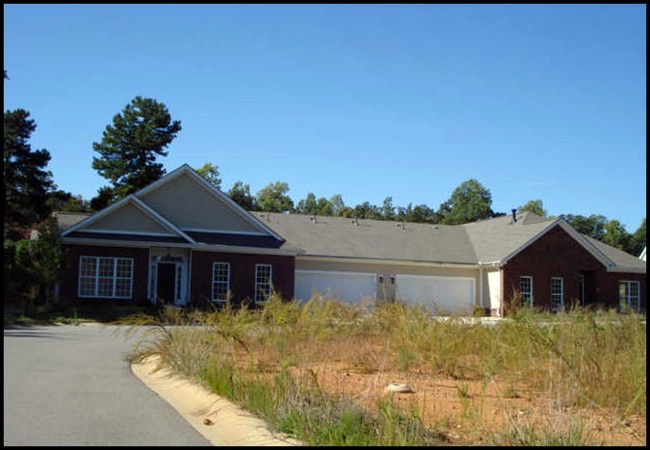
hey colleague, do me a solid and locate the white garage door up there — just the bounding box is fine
[295,270,376,305]
[395,274,475,315]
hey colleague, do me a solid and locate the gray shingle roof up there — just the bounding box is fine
[462,211,556,263]
[255,212,546,265]
[53,211,92,229]
[55,207,645,273]
[582,235,647,272]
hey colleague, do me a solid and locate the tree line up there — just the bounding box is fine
[5,79,646,258]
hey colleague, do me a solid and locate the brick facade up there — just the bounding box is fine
[190,250,295,307]
[502,225,646,314]
[60,244,150,305]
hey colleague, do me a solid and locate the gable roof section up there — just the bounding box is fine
[61,195,195,244]
[135,165,284,242]
[464,211,643,272]
[463,212,555,264]
[582,236,646,274]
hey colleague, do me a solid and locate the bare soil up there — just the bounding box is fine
[286,361,646,446]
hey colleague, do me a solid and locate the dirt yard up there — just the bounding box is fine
[286,361,646,446]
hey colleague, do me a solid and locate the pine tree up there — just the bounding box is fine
[92,96,181,201]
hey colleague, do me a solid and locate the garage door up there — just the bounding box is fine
[295,270,376,305]
[395,274,475,315]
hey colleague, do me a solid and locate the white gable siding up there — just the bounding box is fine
[139,172,260,233]
[84,202,173,235]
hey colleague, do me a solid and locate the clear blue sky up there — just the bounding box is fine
[4,4,646,232]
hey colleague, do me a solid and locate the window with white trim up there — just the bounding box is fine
[255,264,273,303]
[79,256,133,299]
[619,281,640,313]
[519,276,533,308]
[211,262,230,302]
[551,277,564,312]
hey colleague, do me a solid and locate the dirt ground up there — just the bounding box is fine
[287,362,646,446]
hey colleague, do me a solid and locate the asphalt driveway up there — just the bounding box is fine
[3,323,212,446]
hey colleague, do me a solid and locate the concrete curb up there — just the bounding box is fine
[131,356,302,446]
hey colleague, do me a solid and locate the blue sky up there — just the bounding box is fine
[4,4,646,232]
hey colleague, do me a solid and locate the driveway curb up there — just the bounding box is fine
[131,356,302,446]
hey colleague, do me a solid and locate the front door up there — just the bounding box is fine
[156,262,177,304]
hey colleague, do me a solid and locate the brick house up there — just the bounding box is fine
[58,164,646,315]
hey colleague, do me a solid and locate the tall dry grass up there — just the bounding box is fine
[121,295,646,445]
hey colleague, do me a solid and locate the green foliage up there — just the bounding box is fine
[563,213,643,255]
[329,194,353,217]
[90,186,115,211]
[294,192,318,214]
[563,214,607,240]
[602,219,630,251]
[4,109,54,238]
[629,218,646,256]
[46,190,92,213]
[195,162,222,189]
[381,196,395,221]
[518,199,547,217]
[295,192,335,216]
[92,96,181,200]
[256,181,294,212]
[353,201,382,220]
[3,216,64,311]
[440,179,493,225]
[227,181,258,210]
[400,203,437,223]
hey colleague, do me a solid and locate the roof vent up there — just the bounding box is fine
[511,209,517,223]
[397,222,405,230]
[352,217,358,226]
[310,214,317,224]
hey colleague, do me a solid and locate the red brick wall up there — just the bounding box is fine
[502,225,645,313]
[190,251,295,307]
[60,245,150,304]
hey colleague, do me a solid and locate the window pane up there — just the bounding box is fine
[97,278,113,296]
[98,258,114,277]
[79,277,95,296]
[78,256,133,299]
[116,259,132,277]
[212,263,230,302]
[255,265,272,302]
[80,258,96,277]
[519,276,532,308]
[114,279,131,298]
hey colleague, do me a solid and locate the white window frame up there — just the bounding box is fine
[550,277,564,312]
[78,256,133,299]
[619,280,641,313]
[519,276,533,308]
[211,262,231,303]
[255,264,273,303]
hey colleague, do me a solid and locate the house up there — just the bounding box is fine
[58,164,646,315]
